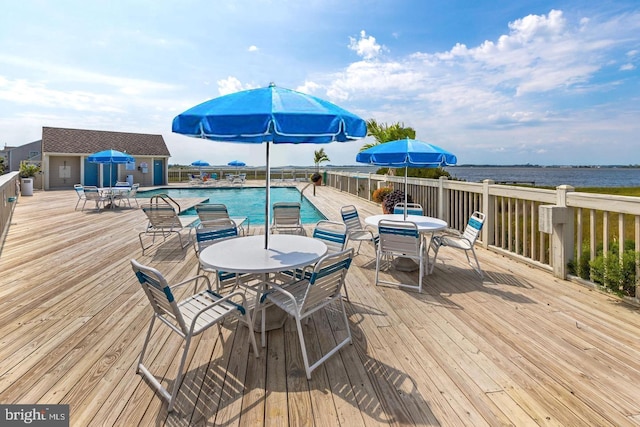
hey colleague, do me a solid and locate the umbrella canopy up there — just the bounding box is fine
[227,160,246,167]
[191,160,210,177]
[191,160,210,167]
[172,83,367,248]
[356,138,457,219]
[88,149,135,188]
[227,160,246,174]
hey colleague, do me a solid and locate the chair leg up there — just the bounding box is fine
[168,335,193,412]
[243,306,259,357]
[295,316,313,379]
[470,248,483,278]
[428,243,441,274]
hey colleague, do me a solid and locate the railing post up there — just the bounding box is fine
[540,185,575,279]
[482,179,495,247]
[437,176,447,220]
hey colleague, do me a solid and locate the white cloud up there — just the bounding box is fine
[348,30,384,60]
[620,63,636,71]
[216,77,257,96]
[248,45,259,52]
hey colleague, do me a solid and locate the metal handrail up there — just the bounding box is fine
[150,193,181,214]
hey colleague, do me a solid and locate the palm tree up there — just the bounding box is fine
[313,148,330,172]
[360,119,416,150]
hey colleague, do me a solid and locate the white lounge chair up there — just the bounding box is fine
[271,202,305,235]
[139,199,195,254]
[195,203,249,235]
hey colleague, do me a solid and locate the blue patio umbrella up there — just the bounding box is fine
[227,160,246,174]
[87,149,135,188]
[356,138,457,219]
[172,82,367,248]
[191,160,210,177]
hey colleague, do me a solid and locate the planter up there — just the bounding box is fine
[21,178,34,196]
[311,172,322,186]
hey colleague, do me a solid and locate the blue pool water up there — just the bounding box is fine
[137,187,326,224]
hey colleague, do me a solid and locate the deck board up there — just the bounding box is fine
[1,183,640,426]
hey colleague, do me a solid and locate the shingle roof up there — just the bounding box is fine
[42,127,171,156]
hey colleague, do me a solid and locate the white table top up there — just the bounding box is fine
[98,187,130,194]
[199,234,327,274]
[365,214,448,232]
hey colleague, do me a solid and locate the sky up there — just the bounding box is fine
[1,0,639,167]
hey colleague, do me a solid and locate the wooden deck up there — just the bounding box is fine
[1,183,640,426]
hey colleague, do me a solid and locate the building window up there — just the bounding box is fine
[28,151,40,159]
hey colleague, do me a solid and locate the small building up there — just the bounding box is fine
[7,126,171,190]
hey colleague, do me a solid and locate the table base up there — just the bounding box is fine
[392,257,419,272]
[250,305,288,331]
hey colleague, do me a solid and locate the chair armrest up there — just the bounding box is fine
[171,274,212,291]
[187,290,249,334]
[260,280,306,309]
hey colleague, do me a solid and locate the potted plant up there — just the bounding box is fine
[382,189,413,214]
[19,163,40,196]
[372,187,393,212]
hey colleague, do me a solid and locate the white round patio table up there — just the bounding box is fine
[365,214,447,272]
[199,234,327,274]
[199,234,328,331]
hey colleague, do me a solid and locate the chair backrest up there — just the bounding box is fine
[302,248,354,313]
[83,186,101,200]
[194,218,238,254]
[462,211,485,243]
[312,220,347,254]
[377,219,421,255]
[340,205,364,233]
[131,259,188,334]
[129,183,140,196]
[393,203,423,216]
[74,184,85,198]
[115,181,129,187]
[141,203,182,230]
[195,204,230,222]
[272,202,301,227]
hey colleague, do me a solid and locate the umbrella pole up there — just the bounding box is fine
[265,143,271,249]
[404,166,408,220]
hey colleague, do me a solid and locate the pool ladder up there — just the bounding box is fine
[150,194,182,213]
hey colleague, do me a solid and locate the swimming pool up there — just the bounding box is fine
[137,187,326,225]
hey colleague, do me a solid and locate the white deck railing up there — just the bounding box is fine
[325,171,640,304]
[0,172,20,250]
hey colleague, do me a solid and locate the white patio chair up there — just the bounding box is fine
[340,204,378,255]
[195,203,249,235]
[131,259,258,412]
[429,211,485,277]
[74,184,86,210]
[81,186,109,211]
[393,203,424,216]
[271,202,305,235]
[375,219,426,293]
[260,248,354,379]
[114,183,139,208]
